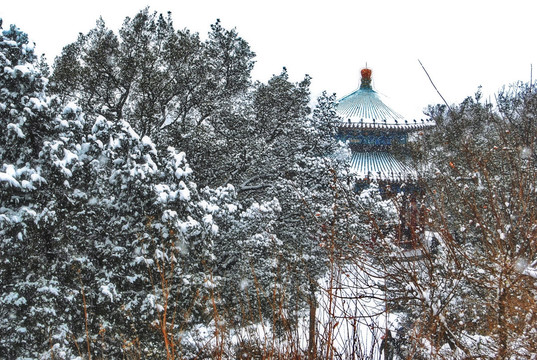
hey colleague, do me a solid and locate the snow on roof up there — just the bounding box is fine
[336,68,434,131]
[349,151,415,181]
[337,86,404,125]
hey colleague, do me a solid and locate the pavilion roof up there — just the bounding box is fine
[336,68,433,131]
[349,151,416,182]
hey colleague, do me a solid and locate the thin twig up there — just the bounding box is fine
[418,59,452,112]
[78,273,92,360]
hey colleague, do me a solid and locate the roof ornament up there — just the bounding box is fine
[360,67,373,90]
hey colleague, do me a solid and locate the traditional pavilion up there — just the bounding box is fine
[336,67,434,245]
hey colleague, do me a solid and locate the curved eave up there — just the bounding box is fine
[349,151,416,182]
[339,121,435,132]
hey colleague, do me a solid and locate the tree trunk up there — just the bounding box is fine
[308,284,317,360]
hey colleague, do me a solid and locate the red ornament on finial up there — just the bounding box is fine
[360,67,372,89]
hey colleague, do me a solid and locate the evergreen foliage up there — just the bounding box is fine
[3,7,537,359]
[1,10,345,358]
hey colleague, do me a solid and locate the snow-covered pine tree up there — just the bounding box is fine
[51,9,255,145]
[0,18,238,357]
[209,72,349,339]
[0,21,79,357]
[52,9,350,343]
[59,116,228,357]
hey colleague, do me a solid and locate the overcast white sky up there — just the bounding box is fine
[2,0,537,119]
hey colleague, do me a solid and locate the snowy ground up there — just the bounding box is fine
[314,262,394,359]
